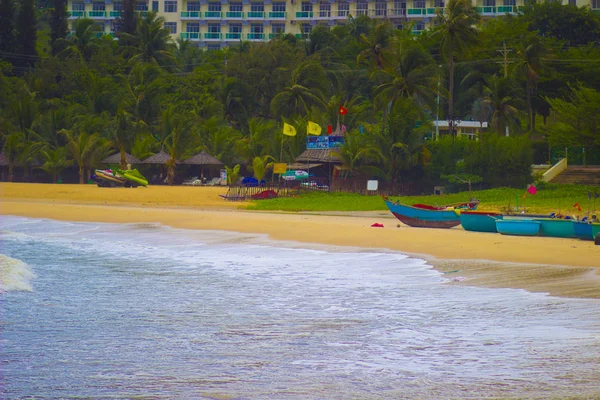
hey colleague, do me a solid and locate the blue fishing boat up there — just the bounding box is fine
[535,218,576,238]
[573,221,594,240]
[460,211,502,233]
[496,219,542,236]
[382,196,478,228]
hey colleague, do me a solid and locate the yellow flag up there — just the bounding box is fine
[307,121,322,136]
[283,122,297,136]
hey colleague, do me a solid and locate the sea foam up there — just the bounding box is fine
[0,254,36,292]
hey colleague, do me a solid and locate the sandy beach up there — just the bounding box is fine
[1,182,599,298]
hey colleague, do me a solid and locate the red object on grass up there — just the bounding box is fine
[527,185,537,195]
[339,105,348,115]
[371,223,384,228]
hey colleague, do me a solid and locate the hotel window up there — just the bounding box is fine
[113,2,123,11]
[414,21,424,31]
[569,0,576,4]
[272,2,286,11]
[111,21,121,32]
[251,23,263,33]
[92,2,105,11]
[301,23,312,35]
[375,0,387,16]
[503,0,516,5]
[413,0,425,8]
[230,3,243,11]
[135,1,148,11]
[434,0,444,7]
[164,22,177,33]
[187,23,200,32]
[301,2,313,12]
[272,23,285,33]
[337,1,349,16]
[593,0,600,7]
[230,23,242,32]
[164,1,177,12]
[319,3,331,17]
[152,1,158,11]
[356,0,368,15]
[251,3,264,11]
[208,24,221,32]
[188,2,201,11]
[393,0,406,15]
[483,0,495,6]
[394,22,403,29]
[72,1,85,10]
[208,3,222,11]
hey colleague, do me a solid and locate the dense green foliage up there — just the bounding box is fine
[1,0,599,189]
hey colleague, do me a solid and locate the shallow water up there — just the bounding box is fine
[1,216,600,399]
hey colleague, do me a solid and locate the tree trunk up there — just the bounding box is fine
[448,48,454,141]
[526,78,532,131]
[8,164,14,182]
[79,165,84,184]
[167,163,175,185]
[120,148,127,170]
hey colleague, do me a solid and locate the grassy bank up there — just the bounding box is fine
[246,183,600,215]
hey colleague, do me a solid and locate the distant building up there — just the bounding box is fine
[432,120,488,140]
[66,0,599,50]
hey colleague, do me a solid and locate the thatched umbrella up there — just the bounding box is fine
[182,151,223,180]
[102,152,142,165]
[141,150,180,165]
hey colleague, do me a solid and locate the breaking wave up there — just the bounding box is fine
[0,254,35,292]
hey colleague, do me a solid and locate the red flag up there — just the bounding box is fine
[339,105,348,115]
[527,185,537,195]
[327,124,333,134]
[573,203,581,211]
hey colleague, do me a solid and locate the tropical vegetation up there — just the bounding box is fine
[1,0,599,192]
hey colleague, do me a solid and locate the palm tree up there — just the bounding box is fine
[512,34,547,132]
[235,117,277,162]
[434,0,480,135]
[480,75,520,135]
[333,131,377,178]
[250,155,275,182]
[123,12,175,67]
[39,146,73,183]
[356,20,394,70]
[55,18,101,61]
[163,114,195,185]
[2,132,24,182]
[108,108,140,170]
[270,61,328,118]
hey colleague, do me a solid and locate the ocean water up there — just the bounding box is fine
[1,216,600,399]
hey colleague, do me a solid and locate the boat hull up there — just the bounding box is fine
[496,219,541,236]
[460,211,502,232]
[535,218,576,238]
[574,221,594,240]
[593,223,600,241]
[383,198,462,229]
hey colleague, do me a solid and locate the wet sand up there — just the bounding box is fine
[1,183,599,298]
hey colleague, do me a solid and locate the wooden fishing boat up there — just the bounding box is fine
[459,211,502,233]
[495,219,542,236]
[573,221,594,240]
[382,196,478,228]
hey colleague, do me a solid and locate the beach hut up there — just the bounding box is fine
[102,152,142,166]
[141,150,180,165]
[182,151,223,182]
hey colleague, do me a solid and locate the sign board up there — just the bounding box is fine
[220,169,227,185]
[273,163,287,174]
[367,180,378,191]
[306,136,345,149]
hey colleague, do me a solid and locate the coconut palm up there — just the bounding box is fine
[108,108,141,169]
[270,61,328,118]
[163,114,196,185]
[356,20,394,70]
[480,75,520,135]
[512,34,548,132]
[235,117,277,162]
[122,12,175,67]
[434,0,480,134]
[250,155,275,182]
[39,146,73,183]
[2,132,24,182]
[55,18,101,61]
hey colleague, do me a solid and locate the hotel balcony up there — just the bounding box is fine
[295,11,314,18]
[247,11,265,19]
[204,11,222,19]
[180,32,201,40]
[225,11,244,19]
[268,11,287,19]
[68,10,86,18]
[181,11,201,19]
[268,33,285,39]
[109,11,121,18]
[247,32,265,41]
[88,11,107,19]
[496,5,517,13]
[204,32,222,40]
[407,8,426,17]
[225,32,242,40]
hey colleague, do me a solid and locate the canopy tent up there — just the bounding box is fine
[142,150,181,164]
[102,152,142,165]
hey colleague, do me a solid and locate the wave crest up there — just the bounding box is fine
[0,254,36,292]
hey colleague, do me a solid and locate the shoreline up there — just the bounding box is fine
[1,183,600,299]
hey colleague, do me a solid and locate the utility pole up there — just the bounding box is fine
[497,41,513,137]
